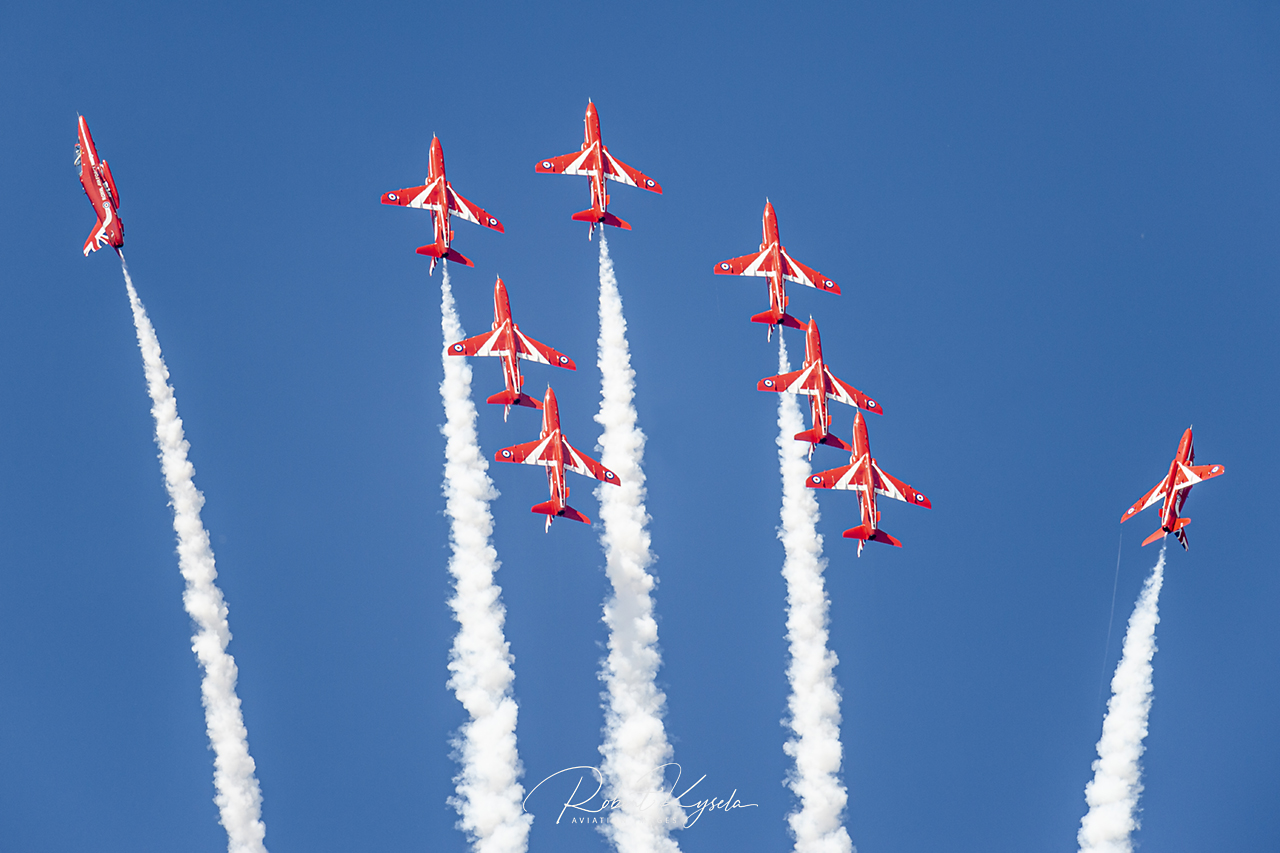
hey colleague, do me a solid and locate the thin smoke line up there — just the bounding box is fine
[1097,532,1124,709]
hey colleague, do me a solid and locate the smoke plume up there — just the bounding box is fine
[121,257,268,853]
[775,336,853,853]
[439,264,532,853]
[593,235,686,853]
[1077,545,1167,853]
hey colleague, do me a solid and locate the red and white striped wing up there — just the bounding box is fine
[381,177,444,211]
[807,455,871,491]
[495,437,556,467]
[1175,462,1225,491]
[824,367,882,414]
[714,248,775,278]
[513,329,576,370]
[536,149,596,177]
[602,150,662,193]
[758,365,815,395]
[1121,479,1167,522]
[872,461,931,507]
[446,186,504,232]
[780,250,841,294]
[447,329,507,358]
[562,438,619,485]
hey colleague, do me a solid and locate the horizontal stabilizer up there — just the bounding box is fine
[531,500,591,524]
[1141,527,1167,547]
[751,310,806,330]
[415,244,475,267]
[571,207,604,223]
[600,211,631,230]
[487,390,542,409]
[842,524,903,547]
[793,428,852,451]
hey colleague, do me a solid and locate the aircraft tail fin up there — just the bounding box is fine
[751,310,806,330]
[531,500,591,525]
[794,428,852,451]
[487,390,542,410]
[842,524,903,548]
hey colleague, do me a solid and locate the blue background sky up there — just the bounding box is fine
[2,2,1278,851]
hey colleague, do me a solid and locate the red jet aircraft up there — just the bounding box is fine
[447,276,577,420]
[808,412,931,555]
[535,100,662,238]
[1121,426,1224,550]
[495,386,619,530]
[380,135,504,273]
[76,116,124,257]
[714,201,840,339]
[757,318,881,457]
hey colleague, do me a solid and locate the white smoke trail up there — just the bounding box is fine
[120,257,268,853]
[593,235,686,853]
[1077,546,1167,853]
[775,335,853,853]
[438,265,532,853]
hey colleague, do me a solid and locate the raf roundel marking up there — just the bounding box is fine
[388,193,398,201]
[812,476,822,484]
[867,400,877,408]
[764,379,774,388]
[502,450,512,458]
[916,494,925,502]
[720,263,731,271]
[559,356,569,364]
[453,344,464,352]
[488,217,497,225]
[543,161,553,169]
[1127,508,1135,515]
[605,472,615,480]
[646,179,655,187]
[824,280,834,288]
[1211,465,1220,472]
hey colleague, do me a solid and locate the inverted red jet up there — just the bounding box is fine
[1121,426,1224,550]
[380,135,504,273]
[495,386,619,531]
[808,412,931,556]
[757,318,881,457]
[714,201,840,339]
[447,276,577,420]
[535,100,662,238]
[76,116,124,257]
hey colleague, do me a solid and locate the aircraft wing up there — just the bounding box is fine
[1121,479,1167,522]
[447,329,507,358]
[562,438,619,485]
[601,150,662,193]
[381,178,443,211]
[807,456,871,491]
[447,185,505,232]
[1173,462,1225,492]
[871,461,931,507]
[496,437,556,467]
[758,365,815,394]
[714,249,774,278]
[824,367,883,413]
[536,149,596,177]
[779,250,841,294]
[513,329,576,369]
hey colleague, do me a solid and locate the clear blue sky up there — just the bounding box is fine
[2,2,1278,851]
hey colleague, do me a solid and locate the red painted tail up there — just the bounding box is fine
[531,500,591,524]
[842,525,903,547]
[487,390,542,409]
[751,310,806,330]
[416,243,474,267]
[794,428,852,451]
[571,208,632,230]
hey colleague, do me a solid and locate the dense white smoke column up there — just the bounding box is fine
[120,257,268,853]
[593,235,686,853]
[775,336,853,853]
[1077,546,1167,853]
[438,264,532,853]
